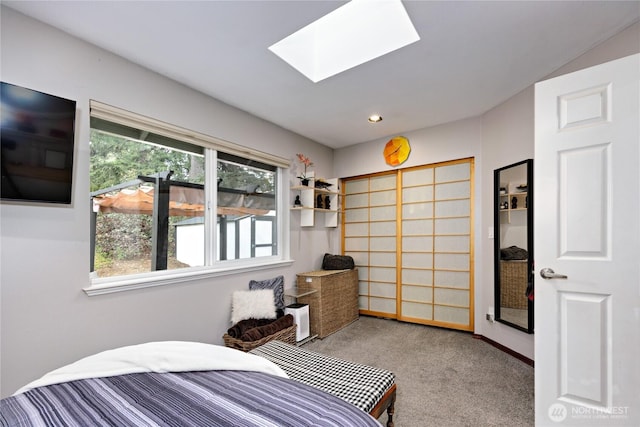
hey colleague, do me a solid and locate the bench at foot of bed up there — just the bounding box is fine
[250,340,396,427]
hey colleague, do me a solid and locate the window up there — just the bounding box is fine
[216,153,277,261]
[87,101,290,294]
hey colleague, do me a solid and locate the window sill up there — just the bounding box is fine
[84,259,295,296]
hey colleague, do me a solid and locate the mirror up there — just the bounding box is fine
[494,159,533,333]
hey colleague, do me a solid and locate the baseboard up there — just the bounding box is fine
[472,334,534,367]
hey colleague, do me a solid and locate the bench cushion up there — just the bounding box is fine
[250,340,395,413]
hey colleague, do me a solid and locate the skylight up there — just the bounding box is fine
[269,0,420,83]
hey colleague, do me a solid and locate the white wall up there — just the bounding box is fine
[0,7,339,397]
[334,117,482,178]
[479,85,535,357]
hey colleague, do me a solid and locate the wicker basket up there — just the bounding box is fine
[500,260,528,309]
[297,269,359,339]
[223,324,297,352]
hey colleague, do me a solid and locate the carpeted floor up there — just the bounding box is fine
[303,316,534,427]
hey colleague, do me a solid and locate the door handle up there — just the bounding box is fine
[540,268,568,280]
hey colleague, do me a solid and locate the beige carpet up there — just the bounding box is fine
[303,316,534,427]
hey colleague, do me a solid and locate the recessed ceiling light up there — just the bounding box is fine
[368,114,383,123]
[269,0,420,83]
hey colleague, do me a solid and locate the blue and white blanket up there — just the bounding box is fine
[1,342,381,427]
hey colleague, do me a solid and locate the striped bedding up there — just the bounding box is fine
[0,370,382,426]
[1,341,382,426]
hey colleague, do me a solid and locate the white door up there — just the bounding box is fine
[535,53,639,426]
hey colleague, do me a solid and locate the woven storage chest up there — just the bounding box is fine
[500,260,528,309]
[296,269,359,338]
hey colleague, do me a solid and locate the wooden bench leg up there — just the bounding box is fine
[369,384,397,427]
[386,393,396,427]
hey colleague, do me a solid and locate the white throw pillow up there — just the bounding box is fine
[231,289,277,324]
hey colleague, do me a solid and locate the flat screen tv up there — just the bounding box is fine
[1,82,76,204]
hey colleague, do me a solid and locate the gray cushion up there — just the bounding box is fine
[249,275,285,310]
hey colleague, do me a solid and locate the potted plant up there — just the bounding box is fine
[296,153,313,186]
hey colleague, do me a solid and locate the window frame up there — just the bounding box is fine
[85,101,292,296]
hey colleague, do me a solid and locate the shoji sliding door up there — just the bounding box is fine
[401,159,473,330]
[343,158,474,331]
[343,173,398,316]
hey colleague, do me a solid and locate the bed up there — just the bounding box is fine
[0,341,382,427]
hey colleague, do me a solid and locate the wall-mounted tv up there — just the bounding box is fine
[1,82,76,204]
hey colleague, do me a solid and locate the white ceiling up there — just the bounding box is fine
[5,1,639,149]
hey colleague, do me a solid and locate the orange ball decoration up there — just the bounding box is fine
[383,136,411,166]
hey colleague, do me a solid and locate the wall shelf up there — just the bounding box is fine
[291,172,339,227]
